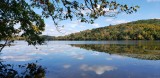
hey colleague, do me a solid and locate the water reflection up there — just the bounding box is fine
[1,41,160,78]
[0,61,46,78]
[80,64,117,75]
[71,44,160,60]
[63,64,71,69]
[1,55,35,61]
[72,54,84,60]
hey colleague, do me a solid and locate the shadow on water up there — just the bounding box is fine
[0,60,46,78]
[70,42,160,60]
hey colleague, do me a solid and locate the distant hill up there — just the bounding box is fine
[55,19,160,40]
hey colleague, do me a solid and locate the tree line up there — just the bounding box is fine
[55,19,160,40]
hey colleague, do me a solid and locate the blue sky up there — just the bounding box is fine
[42,0,160,36]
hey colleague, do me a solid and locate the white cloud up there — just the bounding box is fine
[42,22,68,36]
[113,20,128,24]
[147,0,160,2]
[69,20,82,28]
[80,64,117,75]
[155,18,160,19]
[81,8,91,15]
[106,18,129,25]
[106,18,113,21]
[92,23,100,27]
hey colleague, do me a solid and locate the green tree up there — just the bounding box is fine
[0,0,139,52]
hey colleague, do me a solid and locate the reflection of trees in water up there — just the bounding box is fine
[0,61,46,78]
[71,44,160,60]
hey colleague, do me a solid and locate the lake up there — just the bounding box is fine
[1,41,160,78]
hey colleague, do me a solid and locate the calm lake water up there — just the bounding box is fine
[1,41,160,78]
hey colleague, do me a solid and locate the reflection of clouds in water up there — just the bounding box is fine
[49,48,55,50]
[26,51,48,55]
[72,54,84,60]
[80,64,117,75]
[63,64,71,69]
[111,55,126,59]
[106,58,113,61]
[45,45,74,53]
[1,44,74,61]
[91,52,100,56]
[1,55,35,61]
[69,51,85,60]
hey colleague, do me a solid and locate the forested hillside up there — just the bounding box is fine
[56,19,160,40]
